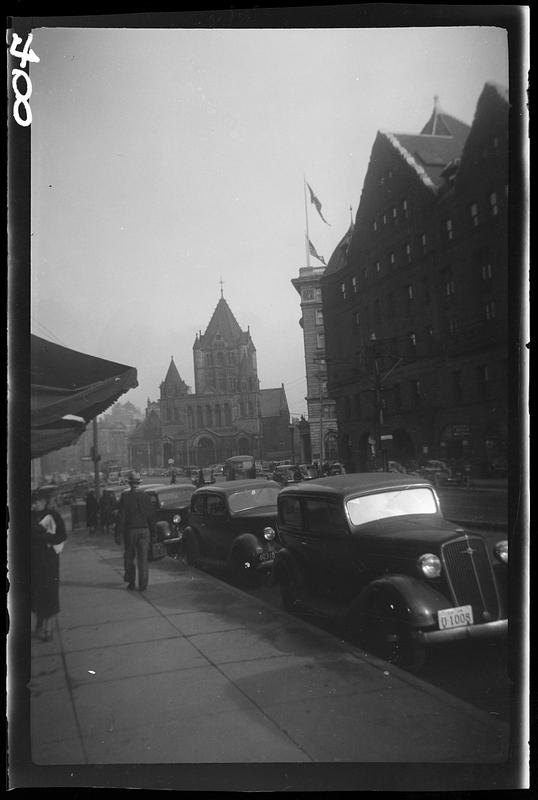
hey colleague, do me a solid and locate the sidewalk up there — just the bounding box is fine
[22,523,514,787]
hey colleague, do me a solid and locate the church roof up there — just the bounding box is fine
[161,357,188,391]
[196,296,245,348]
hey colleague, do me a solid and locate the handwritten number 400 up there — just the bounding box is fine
[10,33,40,127]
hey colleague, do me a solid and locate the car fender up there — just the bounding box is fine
[352,574,452,629]
[155,519,171,539]
[229,532,261,561]
[271,546,308,586]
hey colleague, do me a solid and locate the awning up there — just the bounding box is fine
[31,334,138,459]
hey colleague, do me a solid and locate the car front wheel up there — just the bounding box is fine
[184,532,200,567]
[279,561,305,612]
[357,595,426,673]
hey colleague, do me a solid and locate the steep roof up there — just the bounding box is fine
[196,296,244,348]
[161,357,188,392]
[380,98,470,191]
[261,386,288,418]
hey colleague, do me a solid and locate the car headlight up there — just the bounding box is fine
[494,539,508,564]
[172,514,181,525]
[263,526,276,541]
[417,553,442,578]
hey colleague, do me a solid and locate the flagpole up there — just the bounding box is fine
[303,174,310,268]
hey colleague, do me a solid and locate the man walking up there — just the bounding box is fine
[115,471,156,592]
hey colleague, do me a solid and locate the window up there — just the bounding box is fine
[485,301,496,320]
[404,242,412,263]
[482,261,493,281]
[407,332,417,360]
[443,268,455,297]
[382,212,388,226]
[452,371,463,403]
[406,284,414,301]
[314,288,322,302]
[352,276,358,294]
[352,310,360,330]
[470,203,479,227]
[305,498,347,533]
[402,199,409,219]
[389,252,396,269]
[420,233,427,254]
[316,332,325,349]
[279,495,302,528]
[411,379,421,407]
[373,219,378,232]
[191,494,205,515]
[375,260,381,274]
[445,219,453,240]
[392,206,398,222]
[489,192,498,216]
[315,309,324,325]
[362,267,368,281]
[476,365,490,398]
[341,282,347,300]
[302,288,314,301]
[448,318,458,335]
[207,495,227,518]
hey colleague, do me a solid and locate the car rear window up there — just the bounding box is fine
[346,487,438,526]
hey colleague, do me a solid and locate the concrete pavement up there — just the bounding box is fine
[15,518,519,789]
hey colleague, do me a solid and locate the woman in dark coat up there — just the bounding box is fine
[31,487,67,641]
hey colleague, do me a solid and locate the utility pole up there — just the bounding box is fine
[92,418,101,499]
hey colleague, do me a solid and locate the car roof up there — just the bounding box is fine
[193,478,280,496]
[279,473,432,498]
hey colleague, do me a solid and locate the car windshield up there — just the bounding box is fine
[228,486,280,513]
[346,487,438,526]
[158,487,195,506]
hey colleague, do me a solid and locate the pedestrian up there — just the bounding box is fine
[31,486,67,642]
[197,468,205,487]
[115,471,156,592]
[85,489,99,534]
[170,470,177,484]
[99,489,117,535]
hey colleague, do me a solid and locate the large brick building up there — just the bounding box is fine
[321,83,509,477]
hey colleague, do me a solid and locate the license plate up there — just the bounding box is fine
[437,605,474,630]
[259,551,275,562]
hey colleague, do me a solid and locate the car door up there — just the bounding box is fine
[204,493,234,561]
[302,495,355,597]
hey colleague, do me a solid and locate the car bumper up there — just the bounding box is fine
[414,618,508,644]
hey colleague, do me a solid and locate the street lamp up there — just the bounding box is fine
[289,425,296,464]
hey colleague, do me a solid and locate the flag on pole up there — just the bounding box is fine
[307,182,331,225]
[308,238,326,265]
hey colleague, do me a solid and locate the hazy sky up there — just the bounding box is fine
[29,19,510,418]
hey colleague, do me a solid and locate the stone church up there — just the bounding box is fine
[129,293,291,469]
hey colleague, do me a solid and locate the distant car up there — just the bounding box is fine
[273,474,508,671]
[142,483,196,558]
[298,464,318,480]
[417,460,452,487]
[329,462,346,475]
[272,465,302,486]
[182,479,281,585]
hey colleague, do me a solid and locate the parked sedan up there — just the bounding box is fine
[182,479,281,585]
[273,474,508,671]
[142,483,196,558]
[272,464,302,486]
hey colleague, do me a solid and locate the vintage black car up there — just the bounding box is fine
[272,465,302,487]
[182,479,281,584]
[142,483,196,558]
[272,474,508,671]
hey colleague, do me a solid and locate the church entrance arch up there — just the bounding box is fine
[196,437,215,467]
[237,436,250,455]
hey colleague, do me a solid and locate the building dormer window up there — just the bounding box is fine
[375,260,381,274]
[340,282,347,300]
[406,284,414,301]
[420,232,427,254]
[402,199,408,219]
[382,212,387,226]
[392,206,398,222]
[404,242,412,263]
[388,252,396,269]
[373,218,378,232]
[352,276,358,293]
[489,192,498,216]
[445,218,453,240]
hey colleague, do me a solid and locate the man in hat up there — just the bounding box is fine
[115,471,156,591]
